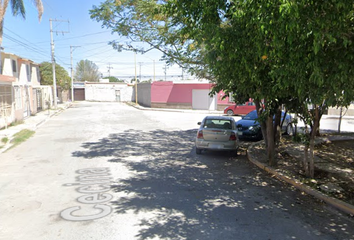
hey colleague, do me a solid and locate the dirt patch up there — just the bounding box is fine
[247,136,354,207]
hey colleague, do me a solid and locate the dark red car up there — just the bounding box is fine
[224,101,256,116]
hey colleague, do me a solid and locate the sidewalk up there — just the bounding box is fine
[0,102,72,153]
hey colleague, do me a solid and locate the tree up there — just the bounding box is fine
[0,0,43,45]
[91,1,354,174]
[39,61,71,90]
[272,1,354,177]
[89,0,286,165]
[103,76,124,83]
[75,60,101,82]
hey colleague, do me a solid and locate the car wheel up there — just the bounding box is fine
[196,148,202,154]
[286,124,293,136]
[227,110,234,116]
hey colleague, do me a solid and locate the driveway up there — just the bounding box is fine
[0,102,353,240]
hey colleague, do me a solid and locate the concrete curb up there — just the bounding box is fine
[125,102,224,115]
[247,141,354,216]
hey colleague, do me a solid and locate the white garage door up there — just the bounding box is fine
[192,89,216,110]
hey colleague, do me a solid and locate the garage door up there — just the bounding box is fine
[74,89,85,101]
[192,89,216,110]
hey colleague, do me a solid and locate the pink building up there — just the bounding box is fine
[147,81,233,111]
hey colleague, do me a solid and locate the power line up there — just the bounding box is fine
[3,33,48,59]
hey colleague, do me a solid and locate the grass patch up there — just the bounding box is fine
[1,137,8,144]
[10,129,35,148]
[9,120,24,127]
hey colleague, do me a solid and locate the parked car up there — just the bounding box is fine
[224,101,256,116]
[236,110,293,140]
[195,116,240,155]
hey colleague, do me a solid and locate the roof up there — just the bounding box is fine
[204,116,234,121]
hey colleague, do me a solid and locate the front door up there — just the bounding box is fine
[115,90,121,102]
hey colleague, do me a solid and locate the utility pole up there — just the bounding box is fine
[50,19,69,108]
[135,52,138,105]
[107,63,113,77]
[139,62,143,82]
[70,46,80,102]
[153,60,155,82]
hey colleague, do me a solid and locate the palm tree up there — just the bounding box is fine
[0,0,43,72]
[0,0,44,45]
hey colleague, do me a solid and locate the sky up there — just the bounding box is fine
[3,0,193,82]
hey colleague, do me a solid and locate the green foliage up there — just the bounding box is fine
[1,137,8,144]
[90,0,354,165]
[103,76,124,83]
[39,62,71,90]
[10,129,35,148]
[8,0,43,20]
[75,60,101,82]
[130,78,140,83]
[89,0,206,75]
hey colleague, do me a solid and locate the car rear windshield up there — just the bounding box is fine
[243,111,258,120]
[204,119,233,129]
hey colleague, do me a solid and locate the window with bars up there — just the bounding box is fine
[12,60,17,73]
[0,85,12,117]
[228,93,234,103]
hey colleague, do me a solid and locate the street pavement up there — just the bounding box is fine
[1,102,354,240]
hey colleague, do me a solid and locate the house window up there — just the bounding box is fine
[37,68,40,83]
[26,65,31,82]
[228,93,234,103]
[12,60,17,73]
[14,86,22,110]
[0,85,12,117]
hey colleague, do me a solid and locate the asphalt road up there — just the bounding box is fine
[1,102,354,240]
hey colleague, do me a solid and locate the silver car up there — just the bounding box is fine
[195,116,240,155]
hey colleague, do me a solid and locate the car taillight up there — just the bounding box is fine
[229,132,237,141]
[197,130,204,139]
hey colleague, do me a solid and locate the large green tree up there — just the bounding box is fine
[91,0,354,175]
[39,61,71,90]
[75,59,101,82]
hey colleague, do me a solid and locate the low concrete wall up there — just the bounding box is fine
[328,105,354,116]
[217,104,230,111]
[135,83,151,107]
[151,102,192,109]
[85,83,132,102]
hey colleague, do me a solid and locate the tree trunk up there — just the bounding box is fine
[308,107,320,178]
[274,107,282,144]
[266,115,276,166]
[255,99,267,147]
[304,143,310,176]
[338,106,343,133]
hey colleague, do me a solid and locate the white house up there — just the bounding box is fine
[0,52,52,129]
[85,82,133,102]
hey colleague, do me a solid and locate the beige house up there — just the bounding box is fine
[0,52,53,129]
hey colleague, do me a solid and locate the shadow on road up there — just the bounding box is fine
[72,129,353,240]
